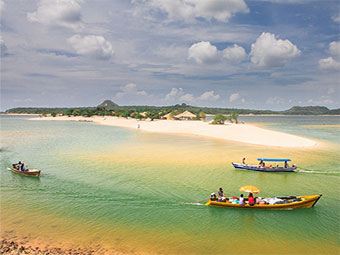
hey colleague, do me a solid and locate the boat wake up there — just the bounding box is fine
[180,202,205,206]
[297,169,339,175]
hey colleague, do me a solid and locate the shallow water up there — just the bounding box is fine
[0,115,339,254]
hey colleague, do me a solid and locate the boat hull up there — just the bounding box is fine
[206,194,322,209]
[232,163,295,172]
[11,168,40,177]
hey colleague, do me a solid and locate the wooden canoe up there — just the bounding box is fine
[206,194,322,209]
[232,163,296,172]
[11,168,41,177]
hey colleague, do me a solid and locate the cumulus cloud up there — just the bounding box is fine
[165,88,220,103]
[165,88,183,101]
[115,83,148,99]
[319,57,340,71]
[229,93,243,102]
[164,87,194,102]
[222,44,246,63]
[198,90,220,101]
[250,32,301,68]
[332,14,340,23]
[27,0,83,31]
[179,93,194,102]
[329,41,340,59]
[136,0,249,22]
[68,35,114,60]
[266,96,285,105]
[308,96,334,105]
[188,41,218,64]
[0,36,8,57]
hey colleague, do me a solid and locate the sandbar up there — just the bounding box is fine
[30,116,318,148]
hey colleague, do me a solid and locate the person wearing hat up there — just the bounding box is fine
[210,193,217,201]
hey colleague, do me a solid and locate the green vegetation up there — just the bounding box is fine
[211,114,228,124]
[230,112,239,123]
[5,102,340,118]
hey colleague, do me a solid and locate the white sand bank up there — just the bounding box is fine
[30,116,318,148]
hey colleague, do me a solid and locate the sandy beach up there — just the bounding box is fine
[30,116,318,148]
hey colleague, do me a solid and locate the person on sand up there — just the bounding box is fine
[239,194,245,205]
[248,193,254,206]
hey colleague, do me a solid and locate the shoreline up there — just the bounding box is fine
[30,116,318,148]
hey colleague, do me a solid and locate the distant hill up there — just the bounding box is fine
[98,100,118,107]
[282,106,332,115]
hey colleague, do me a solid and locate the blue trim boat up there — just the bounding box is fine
[232,158,296,172]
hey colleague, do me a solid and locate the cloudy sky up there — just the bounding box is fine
[1,0,339,111]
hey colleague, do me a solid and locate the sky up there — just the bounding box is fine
[0,0,339,111]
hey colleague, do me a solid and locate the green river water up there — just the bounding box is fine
[0,115,339,254]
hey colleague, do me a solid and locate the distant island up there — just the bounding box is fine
[4,100,340,117]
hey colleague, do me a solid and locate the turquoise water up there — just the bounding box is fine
[1,115,339,254]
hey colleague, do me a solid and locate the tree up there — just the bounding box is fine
[230,112,239,124]
[72,109,80,116]
[211,114,227,125]
[135,114,144,120]
[199,112,206,121]
[51,112,57,117]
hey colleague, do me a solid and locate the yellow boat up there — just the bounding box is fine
[206,194,322,209]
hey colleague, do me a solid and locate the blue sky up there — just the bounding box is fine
[1,0,339,111]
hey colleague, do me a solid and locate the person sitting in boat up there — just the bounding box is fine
[248,193,255,206]
[242,157,246,164]
[218,188,225,198]
[239,194,245,205]
[220,196,227,202]
[210,193,217,201]
[284,161,288,168]
[17,161,22,170]
[21,163,26,172]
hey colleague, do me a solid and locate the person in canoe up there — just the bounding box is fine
[242,157,246,164]
[218,188,226,202]
[248,193,255,206]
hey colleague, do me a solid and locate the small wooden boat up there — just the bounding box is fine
[11,164,40,177]
[232,158,296,172]
[206,194,322,209]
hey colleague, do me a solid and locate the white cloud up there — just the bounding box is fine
[250,32,301,68]
[137,0,249,22]
[332,14,340,23]
[308,96,334,105]
[198,90,220,101]
[0,36,8,57]
[329,41,340,59]
[188,41,218,64]
[222,44,246,63]
[68,35,114,60]
[27,0,83,31]
[319,57,340,71]
[229,93,241,102]
[165,88,220,103]
[115,83,148,99]
[327,87,335,95]
[266,96,285,105]
[179,93,195,102]
[165,88,184,101]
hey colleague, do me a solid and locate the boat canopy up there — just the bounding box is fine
[257,158,291,162]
